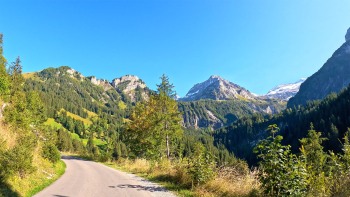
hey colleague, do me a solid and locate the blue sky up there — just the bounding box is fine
[1,0,350,97]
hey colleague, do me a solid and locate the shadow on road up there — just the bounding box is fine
[61,155,87,161]
[53,195,69,197]
[112,184,168,193]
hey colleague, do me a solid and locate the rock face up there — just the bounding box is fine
[180,75,256,101]
[264,78,306,101]
[88,76,113,91]
[288,28,350,107]
[111,75,148,102]
[346,27,350,42]
[111,75,146,91]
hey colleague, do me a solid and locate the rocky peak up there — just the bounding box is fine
[111,75,148,102]
[88,76,112,91]
[181,75,256,101]
[346,27,350,42]
[111,75,146,91]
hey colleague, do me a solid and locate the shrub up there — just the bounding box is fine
[42,143,61,163]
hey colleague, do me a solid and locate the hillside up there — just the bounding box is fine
[179,98,285,129]
[215,84,350,164]
[288,28,350,107]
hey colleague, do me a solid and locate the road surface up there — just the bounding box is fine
[34,156,176,197]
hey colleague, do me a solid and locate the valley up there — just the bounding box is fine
[1,1,350,196]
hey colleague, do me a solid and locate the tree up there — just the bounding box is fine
[8,57,24,96]
[299,124,329,196]
[156,74,176,99]
[255,125,307,196]
[125,75,183,160]
[0,34,10,97]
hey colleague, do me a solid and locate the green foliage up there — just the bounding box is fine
[125,75,183,160]
[216,84,350,164]
[299,124,329,196]
[0,34,9,98]
[56,129,73,152]
[255,126,307,196]
[256,125,350,196]
[42,143,61,163]
[1,134,36,180]
[187,143,216,186]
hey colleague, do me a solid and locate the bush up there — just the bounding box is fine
[42,143,61,163]
[188,143,216,186]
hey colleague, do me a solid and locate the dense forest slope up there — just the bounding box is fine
[179,98,284,129]
[215,84,350,164]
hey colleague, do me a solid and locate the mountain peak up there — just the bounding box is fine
[209,75,222,80]
[265,78,306,101]
[181,75,255,101]
[346,27,350,42]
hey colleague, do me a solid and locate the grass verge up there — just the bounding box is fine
[104,159,261,197]
[25,160,66,197]
[6,159,66,197]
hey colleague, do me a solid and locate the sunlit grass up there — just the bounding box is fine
[60,109,92,126]
[44,118,64,129]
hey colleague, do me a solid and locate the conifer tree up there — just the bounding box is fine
[0,34,10,97]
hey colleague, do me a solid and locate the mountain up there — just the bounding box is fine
[288,27,350,107]
[215,84,350,164]
[111,75,150,102]
[263,78,306,101]
[24,66,137,119]
[178,75,286,129]
[180,75,256,101]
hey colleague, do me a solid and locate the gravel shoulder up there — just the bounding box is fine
[34,156,177,197]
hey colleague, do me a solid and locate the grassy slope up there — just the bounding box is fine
[0,119,66,197]
[59,109,92,126]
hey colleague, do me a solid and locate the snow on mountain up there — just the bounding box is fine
[265,78,306,101]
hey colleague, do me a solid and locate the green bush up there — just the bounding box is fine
[188,143,216,186]
[42,143,61,163]
[254,125,307,196]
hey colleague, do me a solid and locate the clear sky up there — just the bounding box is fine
[1,0,349,97]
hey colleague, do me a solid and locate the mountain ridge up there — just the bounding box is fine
[180,75,256,101]
[288,28,350,107]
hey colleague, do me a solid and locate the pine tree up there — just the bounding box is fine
[125,75,183,160]
[0,34,10,97]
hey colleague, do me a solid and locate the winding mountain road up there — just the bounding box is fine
[34,156,176,197]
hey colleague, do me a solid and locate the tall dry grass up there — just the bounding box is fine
[112,158,261,197]
[195,167,261,197]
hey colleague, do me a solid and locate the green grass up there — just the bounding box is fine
[83,108,98,118]
[82,138,107,146]
[25,160,66,197]
[44,118,63,129]
[70,132,81,140]
[59,109,92,126]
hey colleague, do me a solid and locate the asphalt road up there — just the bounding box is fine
[34,156,176,197]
